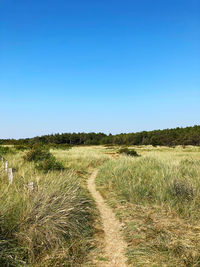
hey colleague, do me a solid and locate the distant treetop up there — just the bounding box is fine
[1,125,200,147]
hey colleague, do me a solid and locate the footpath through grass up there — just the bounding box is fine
[96,146,200,266]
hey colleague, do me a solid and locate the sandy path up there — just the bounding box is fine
[87,170,127,267]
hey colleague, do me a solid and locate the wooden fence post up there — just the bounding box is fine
[5,161,8,172]
[8,168,13,184]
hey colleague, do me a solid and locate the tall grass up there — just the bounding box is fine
[0,149,96,266]
[52,146,109,174]
[97,156,200,218]
[24,146,65,172]
[96,151,200,266]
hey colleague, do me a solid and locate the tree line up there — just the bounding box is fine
[1,125,200,146]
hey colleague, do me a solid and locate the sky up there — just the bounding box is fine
[0,0,200,139]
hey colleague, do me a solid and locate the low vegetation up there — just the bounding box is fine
[0,172,94,266]
[118,147,139,157]
[0,146,109,266]
[1,144,200,266]
[14,145,29,151]
[24,146,64,171]
[24,146,52,161]
[0,145,15,156]
[96,147,200,266]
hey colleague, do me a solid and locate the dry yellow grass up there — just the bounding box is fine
[1,145,200,266]
[0,147,107,266]
[96,145,200,266]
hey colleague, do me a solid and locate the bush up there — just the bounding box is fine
[118,147,139,157]
[0,146,14,156]
[24,146,65,172]
[24,146,51,162]
[36,157,64,172]
[14,145,29,151]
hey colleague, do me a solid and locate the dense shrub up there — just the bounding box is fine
[24,146,65,172]
[118,147,139,157]
[14,145,29,151]
[36,157,64,172]
[0,146,14,156]
[24,146,51,162]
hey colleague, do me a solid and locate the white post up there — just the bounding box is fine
[8,168,13,184]
[5,161,8,172]
[28,181,34,191]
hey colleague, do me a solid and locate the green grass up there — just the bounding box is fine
[0,146,109,266]
[96,146,200,266]
[2,145,200,266]
[51,146,109,176]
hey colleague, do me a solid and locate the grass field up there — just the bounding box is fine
[1,145,200,266]
[0,146,108,266]
[96,145,200,266]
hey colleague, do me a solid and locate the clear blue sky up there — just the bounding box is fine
[0,0,199,139]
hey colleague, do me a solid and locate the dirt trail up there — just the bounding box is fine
[87,170,127,267]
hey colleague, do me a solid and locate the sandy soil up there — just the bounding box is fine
[87,170,127,267]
